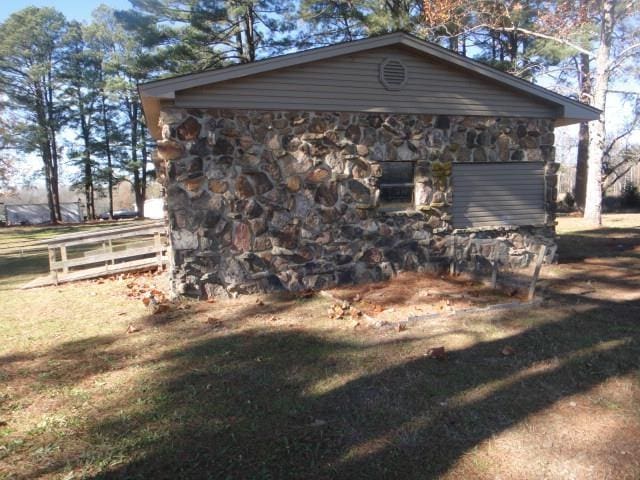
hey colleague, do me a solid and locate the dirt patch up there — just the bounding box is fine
[327,271,525,323]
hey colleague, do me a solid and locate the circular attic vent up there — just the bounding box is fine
[380,58,408,91]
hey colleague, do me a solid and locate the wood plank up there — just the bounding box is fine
[43,221,164,245]
[60,246,68,274]
[528,245,548,300]
[47,229,163,248]
[50,245,165,270]
[22,256,169,289]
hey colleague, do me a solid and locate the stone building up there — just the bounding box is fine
[140,32,599,298]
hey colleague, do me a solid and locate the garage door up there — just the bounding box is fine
[452,162,545,228]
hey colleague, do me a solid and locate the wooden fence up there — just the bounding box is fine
[22,221,168,288]
[558,163,640,197]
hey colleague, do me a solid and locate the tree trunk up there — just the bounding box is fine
[575,122,589,210]
[584,0,614,226]
[99,65,114,219]
[140,121,148,218]
[46,70,62,222]
[574,53,591,211]
[243,7,256,62]
[43,148,56,224]
[101,92,114,219]
[80,104,95,220]
[34,83,57,224]
[448,34,458,52]
[128,96,145,217]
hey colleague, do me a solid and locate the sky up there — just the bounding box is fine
[0,0,131,22]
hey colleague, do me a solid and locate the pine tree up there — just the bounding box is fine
[0,7,68,222]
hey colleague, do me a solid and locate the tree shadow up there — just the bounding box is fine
[6,222,640,479]
[556,226,639,263]
[15,291,635,479]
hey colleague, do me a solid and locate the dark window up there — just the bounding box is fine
[379,161,414,211]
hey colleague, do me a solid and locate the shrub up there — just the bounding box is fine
[620,183,640,209]
[563,192,575,209]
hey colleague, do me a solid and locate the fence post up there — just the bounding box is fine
[528,245,548,301]
[48,247,56,274]
[60,246,68,274]
[154,232,163,270]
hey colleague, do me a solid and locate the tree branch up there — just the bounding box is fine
[499,26,594,57]
[606,41,640,72]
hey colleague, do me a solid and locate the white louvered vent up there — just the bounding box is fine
[380,59,408,91]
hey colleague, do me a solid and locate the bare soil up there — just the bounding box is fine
[328,271,525,322]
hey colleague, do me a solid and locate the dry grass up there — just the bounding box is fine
[0,214,639,479]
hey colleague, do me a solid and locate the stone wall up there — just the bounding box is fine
[154,109,558,298]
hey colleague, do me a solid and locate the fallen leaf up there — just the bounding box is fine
[426,346,447,360]
[154,304,171,314]
[501,346,516,356]
[206,317,224,328]
[126,324,140,334]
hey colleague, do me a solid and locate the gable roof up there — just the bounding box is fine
[140,32,600,139]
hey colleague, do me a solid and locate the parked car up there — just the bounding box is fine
[99,209,138,220]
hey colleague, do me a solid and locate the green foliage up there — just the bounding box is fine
[298,0,368,45]
[116,0,297,74]
[0,7,68,144]
[297,0,424,48]
[0,7,70,222]
[563,191,576,209]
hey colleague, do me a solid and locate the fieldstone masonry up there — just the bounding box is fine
[154,109,558,298]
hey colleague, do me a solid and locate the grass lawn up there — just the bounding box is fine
[0,214,639,479]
